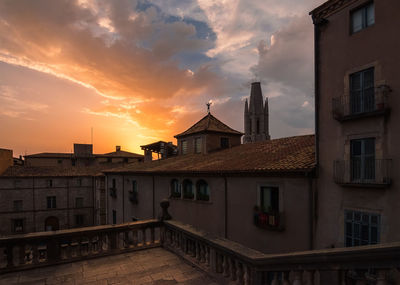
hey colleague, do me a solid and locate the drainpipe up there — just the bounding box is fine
[152,175,155,219]
[92,176,95,226]
[32,177,36,232]
[122,175,125,223]
[224,176,228,239]
[308,172,314,250]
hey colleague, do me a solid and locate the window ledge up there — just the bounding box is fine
[169,197,212,204]
[336,182,391,188]
[334,108,390,122]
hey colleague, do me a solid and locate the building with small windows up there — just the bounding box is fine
[174,112,243,155]
[0,165,108,236]
[310,0,400,249]
[104,131,316,254]
[24,144,143,167]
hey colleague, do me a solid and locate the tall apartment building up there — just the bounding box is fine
[311,0,399,249]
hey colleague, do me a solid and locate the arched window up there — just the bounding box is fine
[182,179,194,199]
[170,179,181,198]
[196,180,210,201]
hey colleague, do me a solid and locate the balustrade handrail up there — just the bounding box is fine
[0,219,161,245]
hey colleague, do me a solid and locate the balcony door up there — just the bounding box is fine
[350,68,374,114]
[351,138,375,182]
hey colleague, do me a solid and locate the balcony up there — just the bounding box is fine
[253,209,284,231]
[332,86,391,121]
[334,159,392,187]
[2,202,400,284]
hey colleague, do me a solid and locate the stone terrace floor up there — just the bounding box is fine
[0,248,219,285]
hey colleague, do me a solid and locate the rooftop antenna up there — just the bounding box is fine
[91,127,93,145]
[206,100,212,114]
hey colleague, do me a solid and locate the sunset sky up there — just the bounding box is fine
[0,0,324,156]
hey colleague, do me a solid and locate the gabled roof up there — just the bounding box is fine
[174,113,243,138]
[105,134,315,175]
[97,150,143,158]
[24,153,72,158]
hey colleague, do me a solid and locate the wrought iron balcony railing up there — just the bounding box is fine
[334,159,392,186]
[332,85,391,121]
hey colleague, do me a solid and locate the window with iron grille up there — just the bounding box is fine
[351,2,374,33]
[351,138,375,182]
[345,210,380,247]
[350,68,374,114]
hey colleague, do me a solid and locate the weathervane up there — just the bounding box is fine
[206,100,212,113]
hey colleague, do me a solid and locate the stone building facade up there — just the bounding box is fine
[311,0,400,249]
[243,82,270,143]
[0,166,106,236]
[0,148,13,175]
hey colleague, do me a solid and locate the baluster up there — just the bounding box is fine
[236,260,243,284]
[339,270,347,285]
[293,271,303,285]
[223,255,230,277]
[196,242,201,261]
[132,230,138,247]
[230,258,237,281]
[124,231,130,248]
[210,248,217,273]
[142,228,147,246]
[205,246,210,266]
[200,244,205,263]
[150,227,155,244]
[98,234,104,253]
[18,244,25,265]
[32,244,39,265]
[271,272,280,285]
[109,231,118,250]
[376,269,389,285]
[243,265,251,285]
[282,271,290,285]
[306,270,315,285]
[191,240,196,257]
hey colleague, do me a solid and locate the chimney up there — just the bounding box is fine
[116,146,121,152]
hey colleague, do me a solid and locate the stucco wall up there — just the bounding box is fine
[315,0,400,248]
[0,149,13,175]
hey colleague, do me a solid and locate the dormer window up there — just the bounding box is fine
[351,2,374,33]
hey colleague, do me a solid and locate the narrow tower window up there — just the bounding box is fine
[256,119,260,134]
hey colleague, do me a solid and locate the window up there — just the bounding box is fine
[47,196,57,209]
[220,137,229,149]
[182,179,194,199]
[112,178,116,188]
[350,68,374,114]
[351,138,375,182]
[351,2,374,33]
[112,210,117,224]
[123,158,128,163]
[75,214,84,227]
[77,178,82,187]
[345,210,380,247]
[12,219,24,233]
[129,180,138,203]
[170,179,181,198]
[181,140,188,155]
[47,179,53,188]
[196,180,209,201]
[107,157,112,163]
[13,200,23,211]
[72,159,76,166]
[110,178,117,198]
[256,119,260,134]
[260,187,279,213]
[75,197,83,208]
[194,137,202,154]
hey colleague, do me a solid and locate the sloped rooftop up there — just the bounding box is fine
[0,247,217,285]
[0,164,113,177]
[174,113,243,138]
[106,134,315,175]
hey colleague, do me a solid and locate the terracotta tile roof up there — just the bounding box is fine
[174,113,243,138]
[0,164,116,177]
[97,150,143,158]
[24,153,73,158]
[106,135,315,174]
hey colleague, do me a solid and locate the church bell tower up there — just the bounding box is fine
[243,82,270,143]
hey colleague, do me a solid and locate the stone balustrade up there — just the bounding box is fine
[0,219,162,273]
[163,220,400,285]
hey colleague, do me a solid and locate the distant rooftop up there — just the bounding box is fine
[106,134,315,175]
[0,164,114,177]
[174,113,243,138]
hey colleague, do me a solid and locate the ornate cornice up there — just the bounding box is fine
[310,0,360,23]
